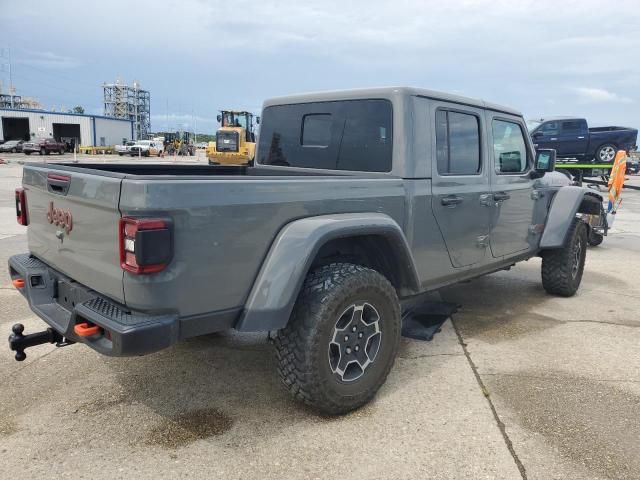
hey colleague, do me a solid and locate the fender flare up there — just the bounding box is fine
[236,213,420,332]
[540,186,603,249]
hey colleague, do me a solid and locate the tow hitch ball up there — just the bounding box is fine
[8,323,73,361]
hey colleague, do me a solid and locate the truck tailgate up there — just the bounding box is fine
[22,165,124,303]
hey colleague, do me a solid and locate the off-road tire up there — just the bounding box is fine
[541,218,587,297]
[587,229,604,247]
[274,263,401,415]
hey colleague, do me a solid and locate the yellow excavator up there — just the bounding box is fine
[206,110,258,165]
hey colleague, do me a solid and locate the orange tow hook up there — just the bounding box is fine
[12,278,25,289]
[73,322,102,337]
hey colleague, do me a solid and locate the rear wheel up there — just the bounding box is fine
[596,143,617,163]
[541,218,587,296]
[39,148,45,156]
[274,263,401,415]
[11,148,16,153]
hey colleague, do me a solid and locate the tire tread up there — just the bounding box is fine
[274,263,400,415]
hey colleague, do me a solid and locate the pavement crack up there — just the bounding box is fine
[398,352,463,360]
[481,372,640,384]
[569,319,639,328]
[5,347,58,380]
[451,316,528,480]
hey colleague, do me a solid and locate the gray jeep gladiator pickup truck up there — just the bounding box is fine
[8,87,603,415]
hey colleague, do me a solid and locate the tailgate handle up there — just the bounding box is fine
[47,173,71,195]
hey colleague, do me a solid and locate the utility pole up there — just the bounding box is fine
[193,107,197,144]
[8,47,13,109]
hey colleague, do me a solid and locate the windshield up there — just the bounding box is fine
[526,120,542,132]
[136,140,151,146]
[221,112,248,129]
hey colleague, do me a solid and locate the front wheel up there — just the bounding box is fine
[541,218,587,296]
[274,263,401,415]
[588,229,604,247]
[596,143,617,163]
[39,148,45,156]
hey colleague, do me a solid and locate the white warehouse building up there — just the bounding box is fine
[0,109,133,148]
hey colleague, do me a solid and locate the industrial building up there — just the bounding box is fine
[0,108,133,147]
[103,80,150,140]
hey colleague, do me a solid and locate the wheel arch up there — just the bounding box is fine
[540,186,603,249]
[236,213,420,332]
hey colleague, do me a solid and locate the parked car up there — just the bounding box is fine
[196,141,208,149]
[529,117,637,162]
[128,140,163,157]
[22,138,66,155]
[115,141,135,156]
[626,158,640,174]
[8,87,604,415]
[0,140,25,153]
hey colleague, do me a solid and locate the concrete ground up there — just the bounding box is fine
[0,156,638,479]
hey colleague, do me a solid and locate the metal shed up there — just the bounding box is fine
[0,109,133,147]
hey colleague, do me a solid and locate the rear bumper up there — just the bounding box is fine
[9,254,181,356]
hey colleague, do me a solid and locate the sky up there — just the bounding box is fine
[0,0,639,134]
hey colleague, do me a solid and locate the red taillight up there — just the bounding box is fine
[119,217,172,274]
[15,187,28,226]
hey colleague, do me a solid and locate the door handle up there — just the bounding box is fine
[493,192,511,202]
[441,195,463,207]
[578,136,585,139]
[550,138,558,140]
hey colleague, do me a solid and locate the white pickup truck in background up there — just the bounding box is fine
[115,141,135,156]
[128,140,164,157]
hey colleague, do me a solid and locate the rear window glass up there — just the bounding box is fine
[436,110,481,175]
[258,99,392,172]
[302,114,332,147]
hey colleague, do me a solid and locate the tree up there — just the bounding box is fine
[71,106,85,114]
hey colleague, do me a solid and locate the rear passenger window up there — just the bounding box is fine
[492,119,529,173]
[258,99,392,172]
[436,110,481,175]
[561,120,584,133]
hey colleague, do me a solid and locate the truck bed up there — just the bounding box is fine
[36,163,358,178]
[20,162,413,336]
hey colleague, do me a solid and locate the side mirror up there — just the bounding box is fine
[256,116,260,125]
[532,131,544,139]
[535,148,556,173]
[216,114,222,123]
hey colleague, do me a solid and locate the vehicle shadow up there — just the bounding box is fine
[439,267,565,343]
[90,328,432,449]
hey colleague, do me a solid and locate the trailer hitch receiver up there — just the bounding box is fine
[8,323,73,361]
